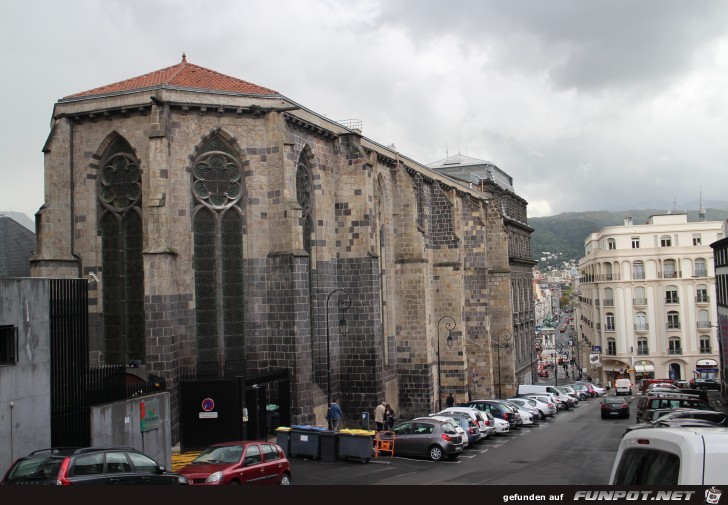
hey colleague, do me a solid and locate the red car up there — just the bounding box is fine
[177,441,291,485]
[538,369,549,378]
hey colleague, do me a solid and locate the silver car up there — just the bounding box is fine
[522,395,558,417]
[507,397,543,421]
[388,418,464,461]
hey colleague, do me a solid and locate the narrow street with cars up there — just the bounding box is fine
[286,391,641,485]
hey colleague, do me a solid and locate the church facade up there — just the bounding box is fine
[31,57,534,438]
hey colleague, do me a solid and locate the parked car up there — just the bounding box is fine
[492,416,511,434]
[691,378,721,391]
[567,384,590,401]
[639,378,675,394]
[521,395,557,418]
[1,447,189,486]
[435,406,489,435]
[611,427,728,484]
[573,382,597,398]
[463,400,518,429]
[635,393,714,423]
[500,400,536,426]
[177,440,291,485]
[646,383,679,394]
[506,398,543,421]
[422,416,470,447]
[387,418,464,461]
[538,368,549,378]
[494,400,526,426]
[622,410,728,437]
[434,413,484,445]
[555,386,579,405]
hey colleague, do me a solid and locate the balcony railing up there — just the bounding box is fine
[634,324,649,331]
[665,297,679,304]
[637,349,650,355]
[694,269,707,277]
[700,347,712,354]
[605,325,616,331]
[696,295,710,303]
[607,350,616,356]
[659,271,682,279]
[697,321,713,329]
[633,298,648,306]
[633,272,645,280]
[668,349,683,355]
[667,323,681,330]
[603,299,614,307]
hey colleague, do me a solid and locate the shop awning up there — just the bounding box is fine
[634,363,655,373]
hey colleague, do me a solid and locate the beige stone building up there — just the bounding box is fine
[577,212,724,386]
[31,57,535,439]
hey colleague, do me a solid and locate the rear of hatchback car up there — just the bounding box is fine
[1,448,188,486]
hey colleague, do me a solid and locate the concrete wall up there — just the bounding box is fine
[90,392,172,470]
[0,278,51,477]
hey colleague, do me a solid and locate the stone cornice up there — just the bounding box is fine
[284,113,339,141]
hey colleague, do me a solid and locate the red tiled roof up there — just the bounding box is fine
[65,55,279,98]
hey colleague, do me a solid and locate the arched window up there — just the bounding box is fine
[696,284,708,303]
[636,337,648,355]
[192,134,244,375]
[668,338,682,355]
[660,235,672,247]
[697,309,710,329]
[297,153,316,374]
[665,285,679,304]
[634,286,646,306]
[98,136,144,365]
[607,238,616,250]
[663,260,677,279]
[635,312,647,332]
[695,258,707,277]
[604,288,614,307]
[667,311,680,331]
[605,312,615,331]
[700,336,712,354]
[633,261,645,280]
[607,338,616,356]
[414,174,425,230]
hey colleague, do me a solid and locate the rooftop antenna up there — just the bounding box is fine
[699,187,706,222]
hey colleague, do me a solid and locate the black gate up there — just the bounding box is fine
[49,278,90,447]
[178,368,291,452]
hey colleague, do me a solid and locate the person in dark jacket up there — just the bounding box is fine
[384,403,396,430]
[329,398,344,431]
[446,393,455,408]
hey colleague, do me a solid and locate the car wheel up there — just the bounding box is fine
[540,412,546,420]
[429,445,445,462]
[279,473,292,485]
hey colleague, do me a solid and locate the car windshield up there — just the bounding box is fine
[194,445,243,464]
[605,397,626,404]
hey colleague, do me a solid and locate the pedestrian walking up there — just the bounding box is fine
[607,379,612,391]
[446,393,455,408]
[374,401,386,431]
[328,398,344,431]
[384,403,396,430]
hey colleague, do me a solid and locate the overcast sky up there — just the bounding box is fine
[2,0,728,219]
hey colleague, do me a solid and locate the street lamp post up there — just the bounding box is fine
[492,329,512,399]
[326,288,351,429]
[436,316,455,411]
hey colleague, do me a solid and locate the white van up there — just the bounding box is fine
[611,427,728,485]
[517,385,572,409]
[615,378,632,396]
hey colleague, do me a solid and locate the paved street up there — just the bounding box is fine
[286,394,634,485]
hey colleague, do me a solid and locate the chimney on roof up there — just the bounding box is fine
[624,216,633,226]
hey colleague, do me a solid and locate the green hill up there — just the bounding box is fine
[530,209,728,270]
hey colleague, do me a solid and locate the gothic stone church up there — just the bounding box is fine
[31,57,535,438]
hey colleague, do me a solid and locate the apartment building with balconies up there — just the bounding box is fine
[575,212,724,385]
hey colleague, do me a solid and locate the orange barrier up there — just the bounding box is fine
[373,430,396,459]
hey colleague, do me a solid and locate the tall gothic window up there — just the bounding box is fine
[192,135,245,376]
[98,137,145,365]
[414,174,425,230]
[296,153,316,374]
